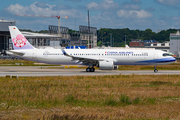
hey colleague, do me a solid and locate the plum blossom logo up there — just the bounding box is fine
[12,34,27,48]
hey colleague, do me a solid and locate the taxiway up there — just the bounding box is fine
[0,66,179,77]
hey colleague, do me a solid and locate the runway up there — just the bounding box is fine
[0,66,180,77]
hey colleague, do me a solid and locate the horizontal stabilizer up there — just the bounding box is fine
[6,50,25,56]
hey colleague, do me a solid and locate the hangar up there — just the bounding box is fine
[0,20,15,54]
[0,20,97,55]
[170,31,180,57]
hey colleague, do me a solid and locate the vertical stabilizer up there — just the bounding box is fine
[9,26,35,50]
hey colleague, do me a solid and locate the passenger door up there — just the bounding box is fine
[32,49,37,61]
[153,52,158,59]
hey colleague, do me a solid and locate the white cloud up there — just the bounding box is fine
[35,2,49,8]
[121,4,141,10]
[121,1,141,10]
[92,11,115,22]
[5,2,84,18]
[86,0,119,10]
[114,17,174,32]
[155,0,180,6]
[5,4,29,15]
[117,9,153,19]
[3,0,180,32]
[52,4,72,10]
[89,11,119,28]
[86,2,98,9]
[2,2,87,30]
[102,0,119,9]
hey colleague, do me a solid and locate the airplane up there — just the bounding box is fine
[6,26,176,73]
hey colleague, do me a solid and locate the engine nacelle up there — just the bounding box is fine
[98,60,118,70]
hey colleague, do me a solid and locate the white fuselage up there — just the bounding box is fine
[8,48,176,65]
[7,26,176,72]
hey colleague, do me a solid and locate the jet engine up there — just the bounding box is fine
[98,60,118,70]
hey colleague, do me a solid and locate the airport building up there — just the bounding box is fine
[145,41,170,52]
[0,20,98,54]
[49,25,97,48]
[170,31,180,57]
[23,25,97,48]
[0,20,15,54]
[129,39,170,52]
[20,32,61,49]
[129,39,144,48]
[129,39,157,48]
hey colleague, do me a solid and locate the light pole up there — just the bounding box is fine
[113,37,114,47]
[124,35,126,47]
[110,33,112,47]
[102,38,103,46]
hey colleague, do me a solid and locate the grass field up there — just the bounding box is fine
[0,75,179,119]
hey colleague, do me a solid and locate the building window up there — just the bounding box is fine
[171,37,180,40]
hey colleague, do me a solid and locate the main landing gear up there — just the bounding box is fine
[86,65,95,72]
[154,65,158,73]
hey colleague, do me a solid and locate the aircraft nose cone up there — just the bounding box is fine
[170,57,176,62]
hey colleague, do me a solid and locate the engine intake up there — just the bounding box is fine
[98,60,118,70]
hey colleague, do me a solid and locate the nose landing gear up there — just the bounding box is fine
[154,65,158,73]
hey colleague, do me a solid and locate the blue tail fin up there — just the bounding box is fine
[9,26,35,50]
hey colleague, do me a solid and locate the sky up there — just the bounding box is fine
[1,0,180,32]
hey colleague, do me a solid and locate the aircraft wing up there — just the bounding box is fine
[6,50,25,56]
[62,49,116,64]
[73,56,104,63]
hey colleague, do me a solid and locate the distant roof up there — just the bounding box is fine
[0,20,15,31]
[21,31,60,38]
[0,20,15,22]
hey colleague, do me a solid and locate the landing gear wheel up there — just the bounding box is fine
[154,69,158,73]
[90,68,95,72]
[86,68,90,72]
[154,65,158,73]
[86,67,95,72]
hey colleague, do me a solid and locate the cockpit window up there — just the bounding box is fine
[163,53,172,56]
